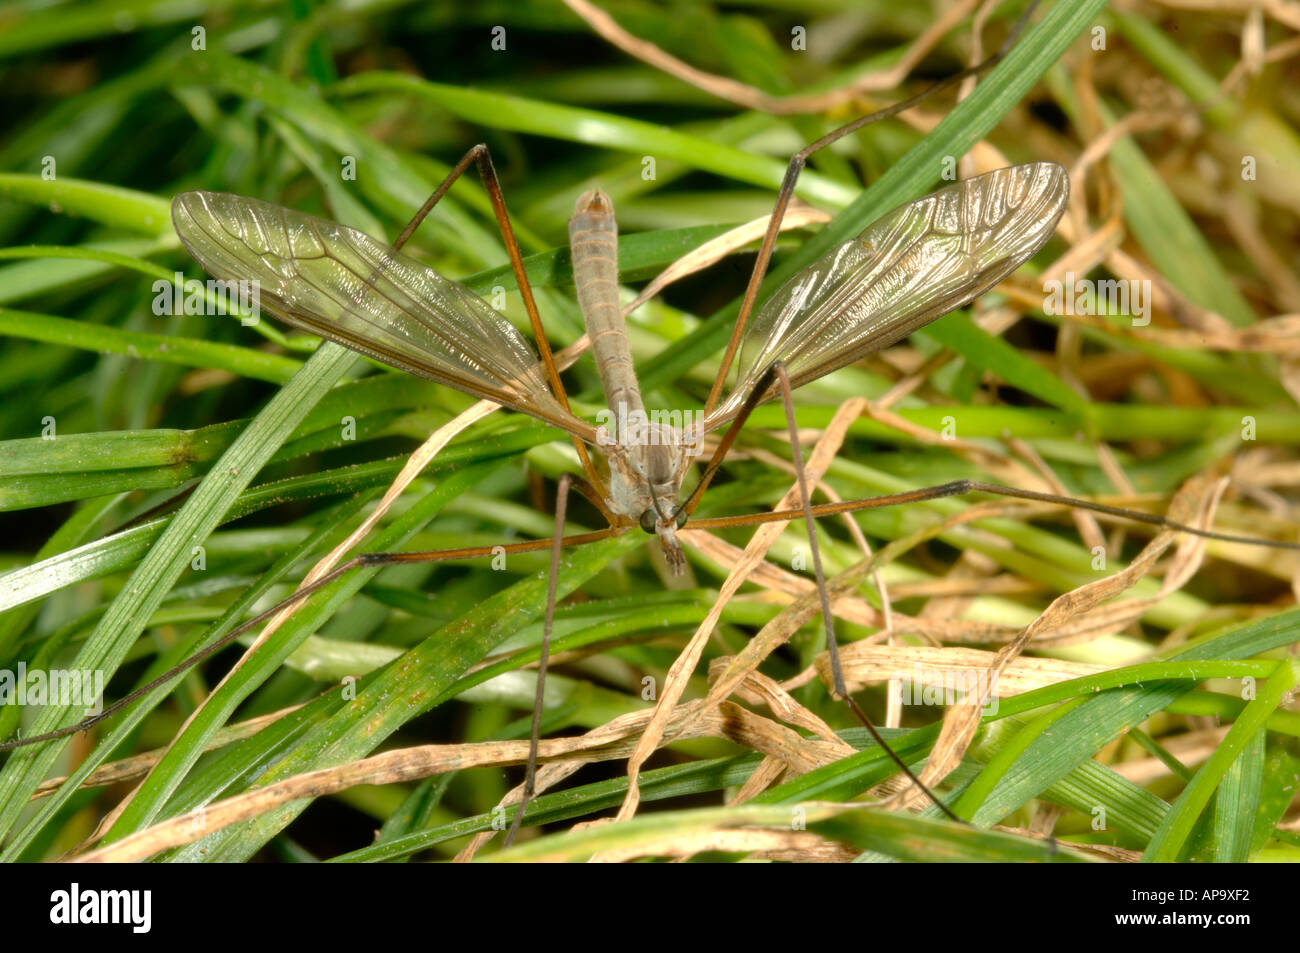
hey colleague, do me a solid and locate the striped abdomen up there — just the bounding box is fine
[569,189,644,439]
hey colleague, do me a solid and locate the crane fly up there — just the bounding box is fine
[171,161,1070,569]
[164,160,1051,832]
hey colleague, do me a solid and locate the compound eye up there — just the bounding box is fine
[675,509,688,529]
[639,509,657,533]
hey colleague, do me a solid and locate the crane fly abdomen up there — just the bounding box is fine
[569,189,692,568]
[570,189,647,434]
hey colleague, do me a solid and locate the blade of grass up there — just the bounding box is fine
[0,491,377,859]
[1144,659,1295,862]
[0,342,356,839]
[148,533,646,860]
[0,307,300,383]
[1209,729,1264,862]
[333,73,857,208]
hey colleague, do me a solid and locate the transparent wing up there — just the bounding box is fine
[704,162,1069,431]
[172,191,594,441]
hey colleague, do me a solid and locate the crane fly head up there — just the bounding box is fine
[605,437,692,573]
[638,485,689,574]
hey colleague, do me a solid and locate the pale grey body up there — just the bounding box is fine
[569,190,692,568]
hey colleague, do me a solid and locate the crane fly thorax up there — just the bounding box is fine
[600,424,691,519]
[597,423,693,571]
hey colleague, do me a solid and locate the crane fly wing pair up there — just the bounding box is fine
[705,161,1070,430]
[171,191,595,441]
[172,161,1069,441]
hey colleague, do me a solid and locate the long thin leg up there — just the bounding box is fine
[17,466,1294,756]
[0,528,618,754]
[702,1,1041,418]
[678,363,778,518]
[689,480,1300,552]
[506,474,571,846]
[392,144,606,495]
[772,362,961,822]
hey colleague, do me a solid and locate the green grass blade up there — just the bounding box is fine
[1144,660,1295,862]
